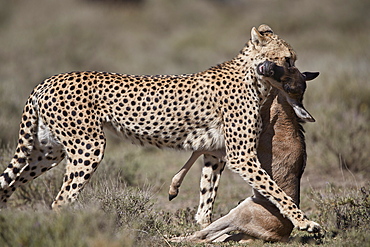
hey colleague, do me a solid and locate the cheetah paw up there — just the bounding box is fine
[297,220,321,233]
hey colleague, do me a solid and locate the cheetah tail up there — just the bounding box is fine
[0,95,39,189]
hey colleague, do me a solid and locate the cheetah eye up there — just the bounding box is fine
[285,57,291,66]
[285,57,294,67]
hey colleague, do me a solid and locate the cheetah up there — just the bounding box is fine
[169,61,319,242]
[0,24,320,233]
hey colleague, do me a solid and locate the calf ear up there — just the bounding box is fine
[292,104,316,122]
[303,72,319,81]
[286,97,316,122]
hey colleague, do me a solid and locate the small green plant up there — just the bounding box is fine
[313,185,370,231]
[309,185,370,246]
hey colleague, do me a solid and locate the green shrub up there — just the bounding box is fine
[313,185,370,231]
[308,185,370,246]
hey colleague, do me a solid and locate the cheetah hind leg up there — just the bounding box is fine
[0,144,65,207]
[0,119,65,207]
[51,136,106,209]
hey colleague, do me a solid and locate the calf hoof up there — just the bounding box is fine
[168,193,178,201]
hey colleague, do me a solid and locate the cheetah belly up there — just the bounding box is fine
[181,124,225,151]
[103,114,225,151]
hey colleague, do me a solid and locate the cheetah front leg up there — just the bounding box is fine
[169,151,226,227]
[195,154,226,228]
[228,157,320,233]
[222,109,320,233]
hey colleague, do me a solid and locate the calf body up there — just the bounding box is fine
[170,63,319,242]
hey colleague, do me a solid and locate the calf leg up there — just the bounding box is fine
[175,197,292,243]
[169,151,203,200]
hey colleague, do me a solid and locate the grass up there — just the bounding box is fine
[0,0,369,246]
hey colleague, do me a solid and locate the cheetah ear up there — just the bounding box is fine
[251,24,274,47]
[251,27,264,46]
[257,24,274,35]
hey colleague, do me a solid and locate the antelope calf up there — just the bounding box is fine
[170,62,319,242]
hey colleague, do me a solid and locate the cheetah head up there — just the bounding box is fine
[248,24,318,122]
[257,60,319,122]
[249,24,297,69]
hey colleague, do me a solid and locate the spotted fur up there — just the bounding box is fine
[0,24,319,232]
[169,62,319,232]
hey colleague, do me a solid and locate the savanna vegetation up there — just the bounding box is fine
[0,0,369,246]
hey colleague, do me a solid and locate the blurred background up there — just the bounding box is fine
[0,0,369,245]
